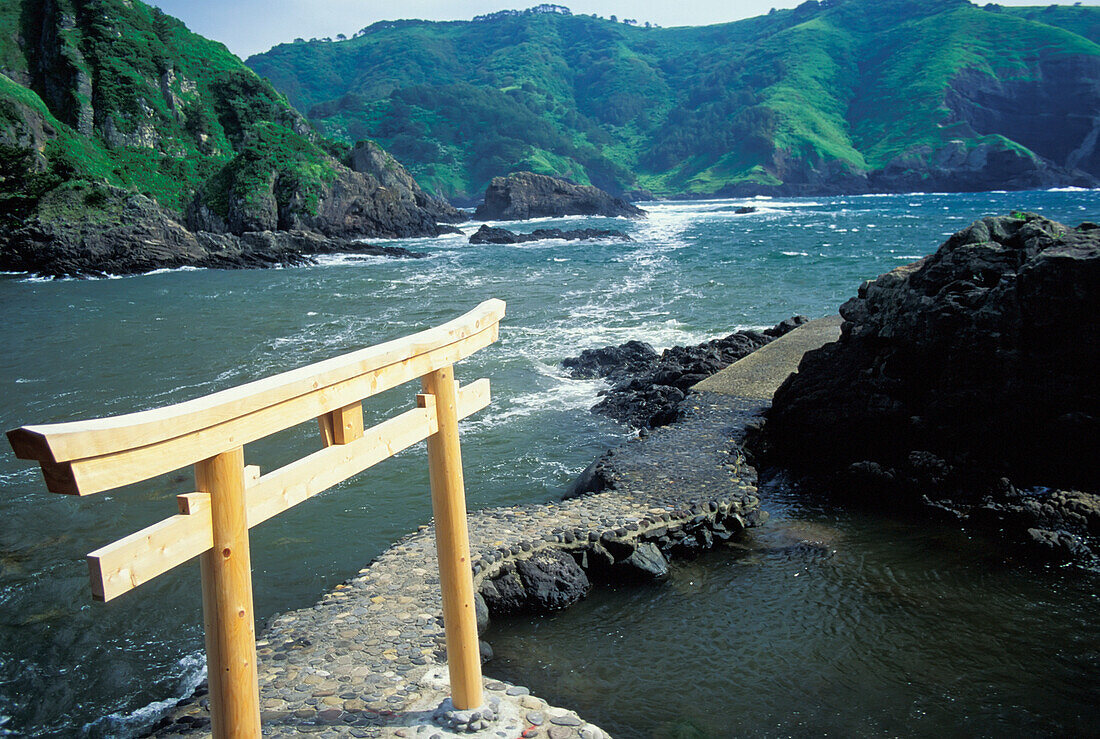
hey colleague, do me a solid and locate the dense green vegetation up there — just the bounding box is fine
[0,0,356,224]
[248,0,1100,200]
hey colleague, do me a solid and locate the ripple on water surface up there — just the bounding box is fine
[486,481,1100,738]
[1,191,1098,735]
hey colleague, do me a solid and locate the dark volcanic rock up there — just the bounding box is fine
[515,549,590,611]
[474,171,646,221]
[564,317,807,429]
[562,340,659,383]
[613,541,670,581]
[761,213,1100,562]
[468,224,632,244]
[0,183,424,277]
[480,549,590,615]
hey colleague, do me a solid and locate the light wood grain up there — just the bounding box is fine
[422,366,483,710]
[37,323,498,495]
[87,506,213,601]
[86,380,490,601]
[7,299,504,467]
[196,447,261,737]
[319,401,364,447]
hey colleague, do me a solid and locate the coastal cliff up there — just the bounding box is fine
[0,0,451,277]
[758,213,1100,562]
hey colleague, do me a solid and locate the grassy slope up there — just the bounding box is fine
[0,0,347,221]
[247,0,1100,200]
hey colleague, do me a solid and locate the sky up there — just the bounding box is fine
[148,0,1097,60]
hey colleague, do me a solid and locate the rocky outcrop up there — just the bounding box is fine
[759,213,1100,562]
[563,317,807,428]
[347,140,467,224]
[480,549,591,615]
[185,149,453,241]
[467,224,632,244]
[0,183,424,278]
[474,171,646,221]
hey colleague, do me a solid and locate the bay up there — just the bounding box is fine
[0,190,1097,736]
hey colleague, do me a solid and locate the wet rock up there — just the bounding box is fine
[474,171,645,221]
[564,318,805,429]
[762,213,1100,562]
[468,224,632,244]
[0,183,427,278]
[480,568,527,616]
[561,340,659,383]
[516,549,591,611]
[613,542,670,581]
[474,592,489,634]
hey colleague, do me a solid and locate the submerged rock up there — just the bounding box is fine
[761,213,1100,563]
[474,171,646,221]
[468,224,632,244]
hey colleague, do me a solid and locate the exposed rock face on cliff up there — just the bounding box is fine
[474,172,646,221]
[184,152,447,241]
[0,0,451,277]
[347,140,467,224]
[760,213,1100,562]
[467,224,631,244]
[564,317,807,428]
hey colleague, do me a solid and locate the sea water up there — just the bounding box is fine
[0,191,1097,736]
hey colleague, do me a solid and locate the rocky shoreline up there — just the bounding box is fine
[756,213,1100,564]
[563,317,807,428]
[474,172,646,221]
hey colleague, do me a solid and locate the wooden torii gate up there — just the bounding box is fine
[7,299,506,736]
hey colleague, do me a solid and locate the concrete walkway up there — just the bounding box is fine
[692,315,842,399]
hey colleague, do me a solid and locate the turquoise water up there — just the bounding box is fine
[1,190,1097,736]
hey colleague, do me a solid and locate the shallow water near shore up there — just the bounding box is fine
[0,190,1097,736]
[487,476,1100,737]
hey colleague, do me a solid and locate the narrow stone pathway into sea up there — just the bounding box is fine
[153,318,841,738]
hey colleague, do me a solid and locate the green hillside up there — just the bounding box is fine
[248,0,1100,201]
[0,0,365,226]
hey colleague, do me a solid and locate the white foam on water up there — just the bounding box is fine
[1046,186,1093,192]
[144,266,202,276]
[781,251,809,257]
[465,374,606,430]
[82,652,206,738]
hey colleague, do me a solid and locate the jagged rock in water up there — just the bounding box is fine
[761,213,1100,563]
[563,317,807,429]
[474,171,645,221]
[562,340,659,383]
[467,224,631,244]
[613,542,670,581]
